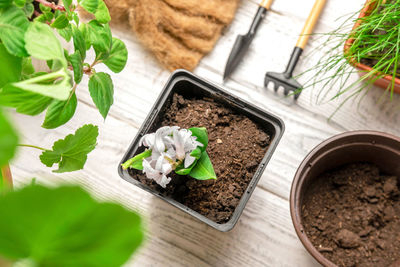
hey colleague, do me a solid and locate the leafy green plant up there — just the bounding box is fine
[0,0,128,171]
[301,0,400,113]
[0,184,144,266]
[0,111,144,267]
[122,126,216,188]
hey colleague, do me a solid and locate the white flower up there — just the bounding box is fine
[142,154,172,188]
[139,126,204,187]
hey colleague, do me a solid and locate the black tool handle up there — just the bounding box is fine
[284,47,303,78]
[248,6,268,36]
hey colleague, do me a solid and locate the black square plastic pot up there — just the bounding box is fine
[118,70,284,231]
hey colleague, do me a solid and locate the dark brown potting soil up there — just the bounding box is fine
[302,163,400,267]
[129,93,271,224]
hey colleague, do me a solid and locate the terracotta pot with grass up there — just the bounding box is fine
[344,0,400,94]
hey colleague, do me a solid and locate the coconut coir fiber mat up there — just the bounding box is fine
[104,0,240,71]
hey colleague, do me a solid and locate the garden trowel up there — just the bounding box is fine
[264,0,326,99]
[223,0,274,81]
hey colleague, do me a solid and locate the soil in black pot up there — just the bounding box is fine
[129,93,271,224]
[302,163,400,267]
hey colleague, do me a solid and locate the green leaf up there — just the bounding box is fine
[78,23,91,50]
[94,0,110,23]
[0,0,12,8]
[0,6,29,56]
[25,22,67,67]
[51,13,69,29]
[103,38,128,73]
[0,43,22,88]
[87,20,112,54]
[21,58,35,77]
[0,85,53,115]
[72,24,86,59]
[189,127,208,151]
[121,150,152,170]
[42,93,77,129]
[9,68,72,100]
[69,51,83,83]
[0,184,144,266]
[57,24,72,41]
[88,72,114,119]
[174,147,202,175]
[40,124,99,172]
[0,110,18,167]
[39,2,51,12]
[79,0,98,13]
[21,3,34,18]
[63,0,72,11]
[189,151,216,180]
[14,0,26,8]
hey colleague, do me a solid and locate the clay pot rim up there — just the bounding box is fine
[289,130,400,267]
[344,0,400,87]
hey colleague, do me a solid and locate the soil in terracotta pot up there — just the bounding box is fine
[128,93,271,224]
[302,163,400,267]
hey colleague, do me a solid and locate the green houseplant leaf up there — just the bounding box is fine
[68,51,83,83]
[0,184,144,266]
[94,0,111,23]
[0,6,29,56]
[25,22,67,67]
[174,147,202,175]
[42,93,77,129]
[50,13,69,29]
[0,110,18,167]
[79,0,98,13]
[71,24,86,59]
[0,85,53,115]
[121,150,152,170]
[188,127,208,151]
[89,72,114,119]
[8,69,72,100]
[189,151,216,180]
[40,124,99,172]
[103,38,128,73]
[87,20,112,54]
[0,43,22,88]
[0,0,12,8]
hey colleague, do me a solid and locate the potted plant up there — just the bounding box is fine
[290,131,400,266]
[302,0,400,109]
[344,0,400,94]
[0,0,128,172]
[119,70,285,231]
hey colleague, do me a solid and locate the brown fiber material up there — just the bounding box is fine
[106,0,240,71]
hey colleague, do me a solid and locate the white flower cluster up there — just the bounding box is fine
[139,126,203,188]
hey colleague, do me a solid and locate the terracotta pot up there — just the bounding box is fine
[290,131,400,266]
[1,165,13,189]
[344,0,400,94]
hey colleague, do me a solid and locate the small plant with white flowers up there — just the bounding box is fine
[122,126,216,188]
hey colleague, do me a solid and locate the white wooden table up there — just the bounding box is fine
[10,0,400,266]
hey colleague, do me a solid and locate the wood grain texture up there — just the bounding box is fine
[8,0,400,266]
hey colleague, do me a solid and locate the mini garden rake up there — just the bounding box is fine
[264,0,326,99]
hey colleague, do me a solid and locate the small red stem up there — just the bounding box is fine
[35,0,66,11]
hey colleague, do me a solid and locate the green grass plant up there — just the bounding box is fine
[301,0,400,110]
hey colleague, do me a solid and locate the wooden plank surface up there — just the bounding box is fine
[8,0,400,266]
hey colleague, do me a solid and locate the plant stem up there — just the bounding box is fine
[34,0,66,11]
[18,144,47,151]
